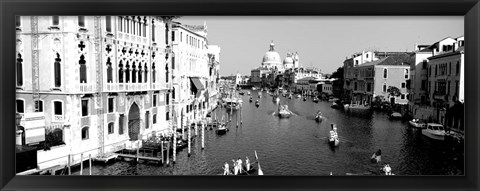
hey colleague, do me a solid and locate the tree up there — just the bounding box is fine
[387,86,401,97]
[330,67,344,79]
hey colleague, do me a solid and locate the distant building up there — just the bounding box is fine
[344,51,412,105]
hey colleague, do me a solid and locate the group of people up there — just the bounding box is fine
[223,157,251,175]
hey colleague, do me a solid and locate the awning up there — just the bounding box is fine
[190,77,205,91]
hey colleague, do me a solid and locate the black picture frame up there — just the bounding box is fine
[1,0,479,191]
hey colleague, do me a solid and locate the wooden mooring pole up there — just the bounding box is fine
[201,122,205,149]
[80,153,83,175]
[68,154,71,175]
[166,141,170,165]
[161,141,164,164]
[89,154,92,175]
[173,128,177,163]
[188,122,191,157]
[136,142,139,163]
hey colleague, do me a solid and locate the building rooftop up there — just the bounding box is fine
[358,54,413,67]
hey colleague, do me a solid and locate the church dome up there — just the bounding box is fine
[261,41,282,68]
[283,56,294,64]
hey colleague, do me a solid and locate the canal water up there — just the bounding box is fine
[72,90,464,176]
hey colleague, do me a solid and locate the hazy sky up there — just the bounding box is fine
[177,16,463,76]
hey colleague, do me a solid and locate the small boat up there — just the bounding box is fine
[239,92,245,95]
[313,97,319,103]
[251,87,257,91]
[331,101,343,109]
[288,94,292,99]
[389,112,402,119]
[422,123,446,141]
[247,91,251,95]
[255,100,260,107]
[370,149,382,163]
[249,97,253,102]
[328,97,339,102]
[258,95,262,98]
[315,112,323,122]
[328,127,340,147]
[216,123,229,135]
[225,98,241,111]
[303,97,307,101]
[409,119,426,129]
[278,105,291,118]
[296,94,301,98]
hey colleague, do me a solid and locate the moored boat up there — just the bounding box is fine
[389,112,402,119]
[255,100,260,107]
[239,92,245,95]
[422,123,446,141]
[249,96,253,102]
[216,123,229,135]
[313,97,319,103]
[408,119,426,128]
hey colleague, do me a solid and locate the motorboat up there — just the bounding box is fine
[296,94,301,98]
[239,92,245,96]
[303,97,307,101]
[288,94,293,99]
[313,97,319,103]
[278,105,292,118]
[247,91,251,96]
[408,119,426,129]
[216,123,229,135]
[255,100,260,107]
[249,96,253,102]
[422,123,446,141]
[389,112,402,119]
[331,100,344,109]
[251,87,257,91]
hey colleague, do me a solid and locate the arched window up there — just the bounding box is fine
[144,64,148,83]
[138,63,142,83]
[108,122,114,134]
[119,114,124,135]
[118,60,124,83]
[151,19,155,42]
[172,87,176,99]
[78,16,85,27]
[119,17,123,32]
[383,83,387,93]
[106,16,112,33]
[106,57,113,83]
[54,53,62,87]
[404,69,409,79]
[153,114,157,124]
[16,53,23,87]
[52,16,59,26]
[81,126,89,140]
[145,111,150,129]
[171,54,175,69]
[383,68,387,78]
[125,61,130,83]
[79,55,87,83]
[165,64,169,83]
[131,62,137,83]
[152,63,156,83]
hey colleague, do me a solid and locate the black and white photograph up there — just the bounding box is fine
[15,16,465,176]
